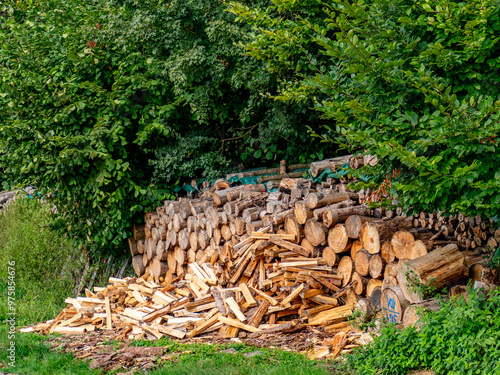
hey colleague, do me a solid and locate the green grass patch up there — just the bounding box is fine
[343,287,500,375]
[128,337,338,375]
[0,326,103,375]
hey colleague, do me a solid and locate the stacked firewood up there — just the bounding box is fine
[409,211,500,254]
[25,155,498,357]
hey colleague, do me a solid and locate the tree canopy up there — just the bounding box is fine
[0,0,329,255]
[228,0,500,218]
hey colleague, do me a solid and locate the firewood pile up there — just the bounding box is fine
[23,154,499,361]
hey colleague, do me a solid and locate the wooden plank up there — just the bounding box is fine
[248,285,279,306]
[53,326,95,334]
[150,323,186,339]
[225,297,247,322]
[239,283,258,307]
[187,313,221,338]
[251,232,296,241]
[218,316,261,333]
[105,297,112,329]
[132,290,147,304]
[143,305,172,322]
[308,305,352,325]
[280,283,305,307]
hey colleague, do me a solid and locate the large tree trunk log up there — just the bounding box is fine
[304,219,327,247]
[381,286,410,324]
[402,299,440,328]
[397,244,468,303]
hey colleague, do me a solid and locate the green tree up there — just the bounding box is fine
[0,0,329,255]
[228,0,500,218]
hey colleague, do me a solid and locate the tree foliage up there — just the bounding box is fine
[228,0,500,218]
[0,0,329,255]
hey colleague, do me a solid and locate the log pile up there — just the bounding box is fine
[409,211,500,254]
[23,155,499,357]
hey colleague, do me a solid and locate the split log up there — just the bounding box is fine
[397,244,468,303]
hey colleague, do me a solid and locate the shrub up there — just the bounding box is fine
[343,288,500,375]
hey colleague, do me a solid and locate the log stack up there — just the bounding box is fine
[408,211,500,255]
[26,155,497,349]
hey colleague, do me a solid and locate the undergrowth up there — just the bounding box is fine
[343,287,500,375]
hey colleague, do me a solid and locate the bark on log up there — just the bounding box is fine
[306,192,351,210]
[310,155,352,177]
[397,244,468,303]
[402,299,440,328]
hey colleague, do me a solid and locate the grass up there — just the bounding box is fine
[0,197,86,326]
[0,326,104,375]
[128,337,339,375]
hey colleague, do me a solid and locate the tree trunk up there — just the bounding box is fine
[397,244,468,303]
[381,286,410,324]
